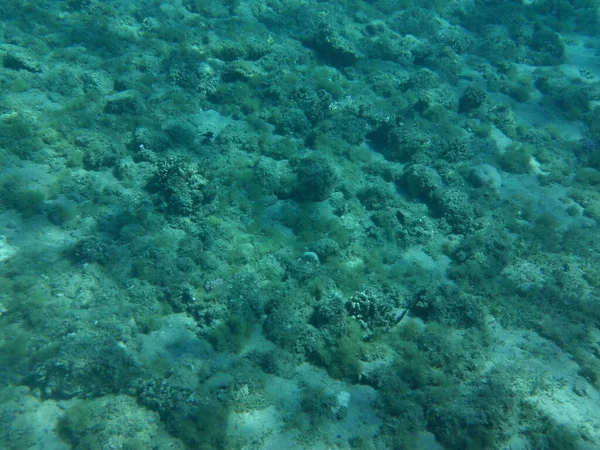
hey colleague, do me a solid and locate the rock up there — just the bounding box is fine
[301,251,320,265]
[0,235,18,263]
[470,163,502,192]
[332,391,351,419]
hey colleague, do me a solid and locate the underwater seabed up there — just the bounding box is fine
[1,0,600,449]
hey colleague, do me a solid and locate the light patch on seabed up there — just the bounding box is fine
[486,317,600,447]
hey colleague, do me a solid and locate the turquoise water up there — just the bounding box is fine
[0,1,599,449]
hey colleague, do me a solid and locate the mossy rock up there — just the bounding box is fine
[292,155,338,202]
[499,143,534,173]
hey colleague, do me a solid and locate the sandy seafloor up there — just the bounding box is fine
[1,0,600,449]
